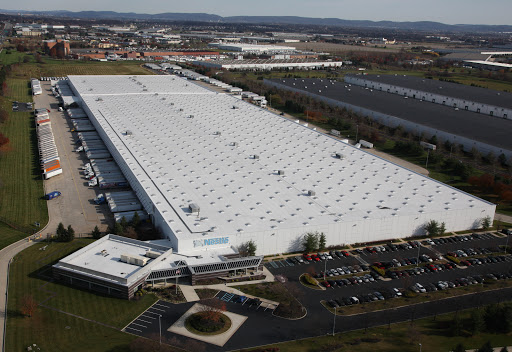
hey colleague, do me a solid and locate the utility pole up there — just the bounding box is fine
[323,259,327,282]
[332,306,337,336]
[416,244,421,267]
[425,149,430,169]
[158,314,162,345]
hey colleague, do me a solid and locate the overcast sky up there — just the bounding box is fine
[4,0,511,25]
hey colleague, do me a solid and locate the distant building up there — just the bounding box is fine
[43,39,71,58]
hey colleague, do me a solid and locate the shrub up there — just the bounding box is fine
[303,273,318,286]
[371,266,385,277]
[446,255,460,265]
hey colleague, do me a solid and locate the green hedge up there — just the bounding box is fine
[446,255,461,265]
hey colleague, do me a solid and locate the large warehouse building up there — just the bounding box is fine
[265,78,512,159]
[344,74,512,119]
[66,75,495,257]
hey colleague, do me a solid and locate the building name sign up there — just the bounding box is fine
[193,237,229,248]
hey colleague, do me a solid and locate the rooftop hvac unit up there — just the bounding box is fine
[308,190,316,196]
[179,108,183,111]
[188,115,194,118]
[335,153,344,159]
[120,254,149,267]
[277,170,285,175]
[214,131,221,135]
[253,155,259,159]
[189,203,200,213]
[96,97,103,101]
[125,130,133,136]
[145,250,160,259]
[232,105,239,109]
[231,142,238,147]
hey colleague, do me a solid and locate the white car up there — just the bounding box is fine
[426,239,435,245]
[324,252,333,260]
[392,288,402,297]
[415,283,426,293]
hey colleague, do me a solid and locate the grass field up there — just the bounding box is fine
[0,77,48,247]
[251,304,512,352]
[0,51,154,249]
[6,240,158,351]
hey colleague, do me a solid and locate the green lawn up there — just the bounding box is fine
[0,52,154,250]
[6,240,158,351]
[0,78,48,248]
[0,222,29,250]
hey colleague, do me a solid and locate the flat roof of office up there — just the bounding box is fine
[270,78,512,151]
[346,73,512,110]
[69,75,492,242]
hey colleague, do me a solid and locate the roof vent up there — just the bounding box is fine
[188,115,194,118]
[277,170,285,175]
[125,130,133,136]
[230,142,238,147]
[214,131,221,135]
[335,153,344,159]
[189,203,200,213]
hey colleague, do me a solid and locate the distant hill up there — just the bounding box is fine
[2,9,511,33]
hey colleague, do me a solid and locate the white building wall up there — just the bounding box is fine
[266,79,512,160]
[344,76,512,120]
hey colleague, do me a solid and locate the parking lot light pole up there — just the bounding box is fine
[419,343,422,352]
[416,245,421,267]
[324,259,327,282]
[505,233,510,255]
[158,314,162,345]
[332,306,337,336]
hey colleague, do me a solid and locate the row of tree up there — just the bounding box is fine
[451,303,512,337]
[56,222,75,242]
[302,231,327,252]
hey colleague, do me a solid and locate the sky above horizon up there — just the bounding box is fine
[3,0,511,26]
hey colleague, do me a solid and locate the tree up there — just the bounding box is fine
[424,220,440,237]
[91,225,101,239]
[238,240,257,256]
[451,314,463,336]
[113,222,124,235]
[66,225,75,242]
[0,109,8,123]
[120,216,128,230]
[131,211,141,228]
[500,347,508,352]
[20,294,38,317]
[470,309,485,336]
[498,153,508,166]
[481,216,492,230]
[438,222,446,236]
[56,222,67,241]
[318,232,326,250]
[197,298,226,324]
[453,343,466,352]
[477,341,493,352]
[302,232,319,252]
[246,240,257,256]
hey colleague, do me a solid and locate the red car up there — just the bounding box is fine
[303,253,312,261]
[341,250,350,257]
[312,255,321,262]
[322,281,331,288]
[461,260,471,266]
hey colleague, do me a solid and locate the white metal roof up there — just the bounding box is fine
[69,75,493,243]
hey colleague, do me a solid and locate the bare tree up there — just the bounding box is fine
[197,298,227,323]
[20,295,38,317]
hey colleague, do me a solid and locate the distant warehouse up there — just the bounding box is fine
[344,74,512,119]
[65,75,495,257]
[265,78,512,159]
[193,58,343,71]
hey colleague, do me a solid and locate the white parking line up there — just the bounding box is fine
[149,307,166,312]
[141,314,156,319]
[144,310,163,316]
[126,326,142,332]
[137,319,153,324]
[132,322,148,328]
[154,303,170,309]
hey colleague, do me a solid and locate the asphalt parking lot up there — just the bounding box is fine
[265,233,512,306]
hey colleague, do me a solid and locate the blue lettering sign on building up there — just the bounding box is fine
[194,237,229,248]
